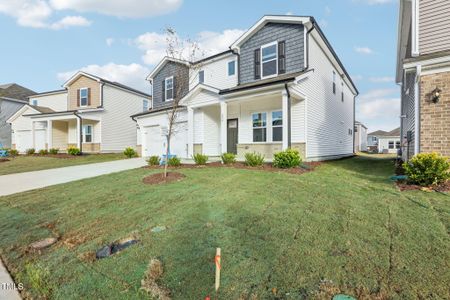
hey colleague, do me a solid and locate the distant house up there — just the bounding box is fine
[367,128,401,154]
[7,72,151,153]
[0,83,36,148]
[354,121,367,152]
[397,0,450,160]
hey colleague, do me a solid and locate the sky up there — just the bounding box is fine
[0,0,400,132]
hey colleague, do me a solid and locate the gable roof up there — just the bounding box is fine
[0,96,28,105]
[0,83,36,101]
[146,57,191,81]
[63,71,151,97]
[368,127,400,137]
[6,104,47,123]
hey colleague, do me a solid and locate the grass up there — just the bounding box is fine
[0,153,127,175]
[0,156,448,299]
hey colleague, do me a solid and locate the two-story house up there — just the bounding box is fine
[132,15,359,161]
[8,71,151,153]
[397,0,450,160]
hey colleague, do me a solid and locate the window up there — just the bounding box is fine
[165,77,173,101]
[143,99,149,111]
[199,70,205,84]
[80,88,88,106]
[333,71,336,94]
[354,126,358,133]
[228,61,236,76]
[252,112,267,142]
[388,141,394,149]
[372,136,378,142]
[32,99,38,106]
[261,42,278,78]
[341,82,344,102]
[396,141,401,149]
[83,125,93,143]
[272,111,283,142]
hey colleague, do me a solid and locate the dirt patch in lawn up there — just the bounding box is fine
[0,158,10,163]
[143,172,186,185]
[145,161,321,175]
[396,180,450,193]
[141,259,171,300]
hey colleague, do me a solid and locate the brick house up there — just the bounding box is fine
[396,0,450,160]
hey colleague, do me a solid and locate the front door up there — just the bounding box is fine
[227,119,238,154]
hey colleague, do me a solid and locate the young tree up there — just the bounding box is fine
[162,27,205,177]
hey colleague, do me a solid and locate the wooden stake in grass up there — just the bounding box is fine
[215,248,221,292]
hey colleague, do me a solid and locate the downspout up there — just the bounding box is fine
[414,65,421,155]
[304,19,316,71]
[284,83,292,148]
[74,112,83,154]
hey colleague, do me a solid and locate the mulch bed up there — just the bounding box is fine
[143,172,186,185]
[144,161,321,175]
[0,158,9,163]
[396,180,450,193]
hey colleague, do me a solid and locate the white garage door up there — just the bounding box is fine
[145,126,166,157]
[35,129,46,151]
[15,130,32,153]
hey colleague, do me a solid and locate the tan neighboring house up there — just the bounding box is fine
[397,0,450,160]
[8,72,151,153]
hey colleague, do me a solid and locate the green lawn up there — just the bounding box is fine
[0,156,448,299]
[0,153,127,175]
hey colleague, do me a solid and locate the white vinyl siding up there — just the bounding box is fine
[193,109,204,144]
[189,54,238,90]
[296,36,355,159]
[28,92,68,112]
[202,105,220,156]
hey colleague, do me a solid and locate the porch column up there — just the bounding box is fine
[282,90,289,150]
[76,117,81,149]
[220,101,228,154]
[187,107,194,157]
[31,121,35,149]
[47,120,52,149]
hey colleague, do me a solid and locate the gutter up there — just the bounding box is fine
[305,20,315,71]
[284,83,292,148]
[414,65,421,155]
[74,112,83,154]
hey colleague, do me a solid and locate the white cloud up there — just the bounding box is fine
[357,88,400,131]
[57,63,150,92]
[352,75,364,81]
[325,6,332,16]
[135,29,246,65]
[49,0,183,18]
[355,47,374,55]
[106,38,115,47]
[319,19,328,28]
[353,0,396,4]
[369,76,395,83]
[0,0,91,29]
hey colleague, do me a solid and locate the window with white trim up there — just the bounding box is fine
[396,141,401,149]
[165,77,173,101]
[143,99,149,111]
[332,71,336,94]
[199,70,205,84]
[388,141,394,149]
[341,82,344,102]
[32,99,38,106]
[80,88,88,106]
[252,112,267,142]
[83,125,93,143]
[228,61,236,76]
[272,111,283,142]
[261,42,278,78]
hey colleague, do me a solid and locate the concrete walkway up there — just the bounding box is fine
[0,259,21,300]
[0,158,147,197]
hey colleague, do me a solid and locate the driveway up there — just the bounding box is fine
[0,158,147,196]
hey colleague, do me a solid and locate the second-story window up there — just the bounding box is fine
[165,77,174,101]
[332,72,336,95]
[261,42,278,78]
[32,99,38,106]
[341,82,344,102]
[228,61,236,76]
[80,88,89,106]
[143,99,149,111]
[199,70,205,84]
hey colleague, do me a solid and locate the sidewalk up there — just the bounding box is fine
[0,259,21,300]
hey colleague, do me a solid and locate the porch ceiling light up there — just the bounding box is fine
[431,87,442,104]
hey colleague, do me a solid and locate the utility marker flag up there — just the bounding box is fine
[215,248,221,291]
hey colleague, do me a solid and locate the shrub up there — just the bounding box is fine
[26,148,35,155]
[273,149,302,169]
[123,147,138,158]
[67,146,81,156]
[49,148,59,155]
[192,153,208,165]
[244,152,265,167]
[221,153,236,164]
[147,156,160,166]
[403,153,450,186]
[8,149,18,157]
[38,149,49,155]
[167,156,181,167]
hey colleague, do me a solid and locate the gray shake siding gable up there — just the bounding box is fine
[0,99,26,148]
[152,61,190,109]
[239,22,305,85]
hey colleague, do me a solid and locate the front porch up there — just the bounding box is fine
[30,113,101,153]
[185,86,306,161]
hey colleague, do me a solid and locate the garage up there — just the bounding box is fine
[15,130,32,153]
[144,122,188,158]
